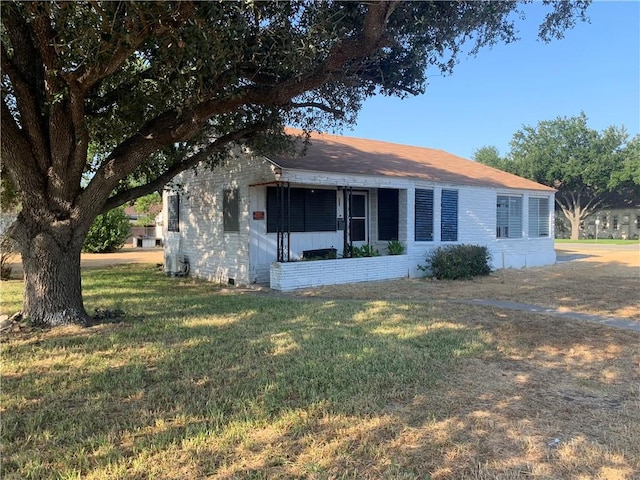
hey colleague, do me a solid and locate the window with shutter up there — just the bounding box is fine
[441,189,458,242]
[223,189,240,232]
[167,194,180,232]
[266,187,336,233]
[414,189,434,241]
[378,189,399,241]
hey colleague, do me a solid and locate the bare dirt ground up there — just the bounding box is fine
[6,247,164,279]
[295,243,640,322]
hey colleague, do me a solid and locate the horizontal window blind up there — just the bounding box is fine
[414,189,434,241]
[441,189,458,242]
[529,197,550,237]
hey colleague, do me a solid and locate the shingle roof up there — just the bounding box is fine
[268,130,554,192]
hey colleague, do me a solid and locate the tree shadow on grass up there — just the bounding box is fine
[2,266,639,479]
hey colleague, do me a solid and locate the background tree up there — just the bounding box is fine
[472,146,509,171]
[1,1,590,326]
[475,113,639,239]
[83,207,131,254]
[133,192,162,227]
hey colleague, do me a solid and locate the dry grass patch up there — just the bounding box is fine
[1,258,639,479]
[296,245,640,321]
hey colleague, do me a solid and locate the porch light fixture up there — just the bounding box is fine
[274,167,282,182]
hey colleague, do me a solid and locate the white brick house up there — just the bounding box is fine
[163,131,556,290]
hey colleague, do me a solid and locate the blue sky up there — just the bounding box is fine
[346,1,640,160]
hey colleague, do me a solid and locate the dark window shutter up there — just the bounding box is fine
[441,189,458,242]
[378,189,399,241]
[266,187,278,233]
[414,189,434,241]
[223,189,240,232]
[167,194,180,232]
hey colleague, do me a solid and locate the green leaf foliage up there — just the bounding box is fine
[419,245,491,280]
[83,207,131,253]
[475,113,639,239]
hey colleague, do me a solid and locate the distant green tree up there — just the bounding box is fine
[476,114,638,239]
[472,146,509,171]
[133,192,162,226]
[83,207,131,253]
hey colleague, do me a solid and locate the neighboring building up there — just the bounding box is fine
[125,204,163,247]
[555,197,640,240]
[163,131,556,290]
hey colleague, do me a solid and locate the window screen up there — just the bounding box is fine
[266,187,336,233]
[528,197,550,237]
[497,195,523,238]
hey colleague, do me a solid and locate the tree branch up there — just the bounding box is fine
[82,1,401,215]
[70,2,196,94]
[1,32,49,174]
[1,95,46,204]
[288,102,345,118]
[100,123,267,213]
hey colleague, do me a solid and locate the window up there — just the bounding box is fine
[167,194,180,232]
[223,189,240,232]
[414,189,434,241]
[528,197,550,237]
[497,195,522,238]
[441,189,458,242]
[378,189,399,241]
[266,187,336,233]
[612,214,619,230]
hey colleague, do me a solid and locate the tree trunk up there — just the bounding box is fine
[568,215,581,240]
[13,219,90,327]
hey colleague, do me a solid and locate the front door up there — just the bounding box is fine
[349,191,368,245]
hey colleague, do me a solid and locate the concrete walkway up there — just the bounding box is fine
[462,299,640,332]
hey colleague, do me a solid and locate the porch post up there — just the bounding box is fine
[276,181,291,262]
[344,187,353,258]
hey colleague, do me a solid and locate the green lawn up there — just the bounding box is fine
[0,265,489,479]
[555,238,639,245]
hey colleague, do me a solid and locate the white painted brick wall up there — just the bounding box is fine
[164,155,556,288]
[271,255,410,291]
[164,152,276,286]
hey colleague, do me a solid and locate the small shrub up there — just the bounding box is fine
[419,244,491,280]
[83,207,131,253]
[346,244,379,258]
[386,239,405,255]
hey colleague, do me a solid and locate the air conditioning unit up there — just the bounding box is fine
[165,254,190,277]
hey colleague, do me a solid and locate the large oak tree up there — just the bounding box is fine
[2,1,589,326]
[474,113,639,239]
